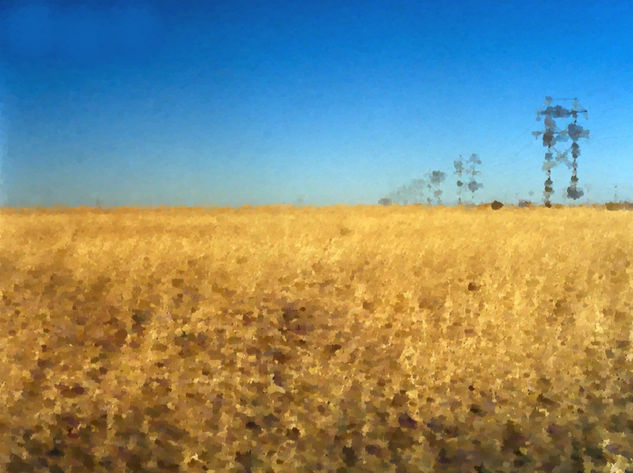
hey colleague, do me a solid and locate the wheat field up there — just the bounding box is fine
[1,205,632,473]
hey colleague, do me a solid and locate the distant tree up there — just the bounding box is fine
[378,197,392,206]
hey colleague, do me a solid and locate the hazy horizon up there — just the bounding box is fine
[2,1,633,208]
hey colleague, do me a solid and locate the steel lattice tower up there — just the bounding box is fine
[533,97,589,207]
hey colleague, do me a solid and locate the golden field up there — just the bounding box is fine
[1,205,632,473]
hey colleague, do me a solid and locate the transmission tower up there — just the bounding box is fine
[532,97,589,207]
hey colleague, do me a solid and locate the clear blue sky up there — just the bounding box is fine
[1,0,632,208]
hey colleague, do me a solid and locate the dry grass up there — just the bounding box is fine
[1,205,632,472]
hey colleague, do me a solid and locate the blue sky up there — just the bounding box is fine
[1,0,632,208]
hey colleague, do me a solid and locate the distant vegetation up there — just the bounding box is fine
[605,201,633,210]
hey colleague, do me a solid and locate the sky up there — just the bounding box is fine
[1,0,633,208]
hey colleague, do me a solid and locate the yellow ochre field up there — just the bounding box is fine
[1,205,632,473]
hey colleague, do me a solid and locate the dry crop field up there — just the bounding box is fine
[1,205,632,473]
